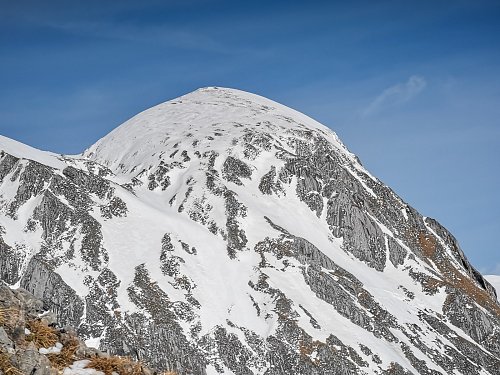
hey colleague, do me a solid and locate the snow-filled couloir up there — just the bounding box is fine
[0,87,499,374]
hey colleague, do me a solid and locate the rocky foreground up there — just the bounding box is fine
[0,282,172,375]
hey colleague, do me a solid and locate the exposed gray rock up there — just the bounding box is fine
[388,236,407,268]
[20,256,84,328]
[0,327,13,348]
[425,217,497,300]
[15,343,52,375]
[110,264,208,373]
[32,189,106,271]
[0,238,24,285]
[63,165,112,200]
[443,290,500,358]
[224,190,248,258]
[0,152,20,182]
[100,196,128,219]
[8,160,53,217]
[258,166,283,195]
[222,156,252,185]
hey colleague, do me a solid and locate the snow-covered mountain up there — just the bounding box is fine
[1,87,499,374]
[486,275,500,298]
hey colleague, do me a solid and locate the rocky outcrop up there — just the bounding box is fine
[20,256,84,328]
[0,237,24,285]
[0,282,158,375]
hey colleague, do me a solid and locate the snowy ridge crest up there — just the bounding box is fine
[83,87,356,177]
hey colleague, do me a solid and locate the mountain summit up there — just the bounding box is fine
[83,87,352,177]
[1,87,499,374]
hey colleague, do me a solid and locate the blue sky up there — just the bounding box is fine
[1,0,499,274]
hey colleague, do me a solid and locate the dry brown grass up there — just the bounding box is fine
[298,337,323,365]
[0,308,18,328]
[0,308,5,326]
[417,231,500,317]
[0,308,7,326]
[47,337,79,370]
[26,319,58,349]
[86,356,143,375]
[0,351,23,375]
[418,232,436,258]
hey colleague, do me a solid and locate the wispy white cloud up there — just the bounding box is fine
[43,20,228,53]
[362,75,427,116]
[42,20,272,58]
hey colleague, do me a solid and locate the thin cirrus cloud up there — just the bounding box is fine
[362,75,427,117]
[42,20,265,57]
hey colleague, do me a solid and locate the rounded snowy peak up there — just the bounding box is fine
[83,87,349,175]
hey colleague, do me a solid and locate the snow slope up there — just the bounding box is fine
[0,135,67,169]
[485,275,500,297]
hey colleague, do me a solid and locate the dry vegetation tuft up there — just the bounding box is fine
[86,356,143,375]
[418,232,436,258]
[0,308,18,328]
[47,337,79,370]
[26,319,58,349]
[0,308,6,326]
[0,351,23,375]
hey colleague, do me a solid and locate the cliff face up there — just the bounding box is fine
[0,87,499,374]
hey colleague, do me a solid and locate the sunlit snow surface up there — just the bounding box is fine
[0,135,67,169]
[485,275,500,297]
[62,360,104,375]
[83,87,355,179]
